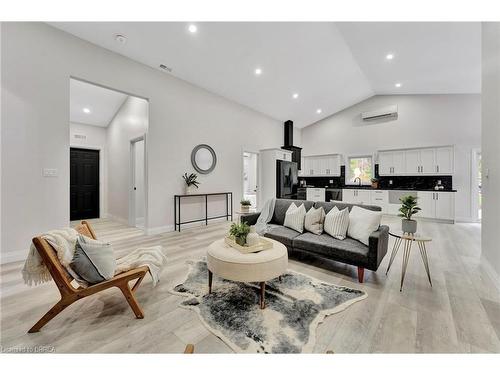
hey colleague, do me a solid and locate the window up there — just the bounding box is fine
[347,156,373,185]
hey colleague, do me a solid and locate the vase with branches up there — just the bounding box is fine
[182,173,200,194]
[399,195,421,234]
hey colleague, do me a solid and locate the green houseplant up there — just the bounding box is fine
[240,199,252,212]
[399,195,421,234]
[229,222,251,246]
[182,173,200,194]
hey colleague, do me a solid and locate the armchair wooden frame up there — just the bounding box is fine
[28,220,149,333]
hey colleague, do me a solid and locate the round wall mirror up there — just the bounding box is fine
[191,144,217,174]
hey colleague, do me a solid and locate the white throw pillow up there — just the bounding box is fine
[347,206,382,246]
[324,206,350,240]
[283,203,307,233]
[304,206,325,235]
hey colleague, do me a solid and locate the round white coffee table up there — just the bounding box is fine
[207,237,288,309]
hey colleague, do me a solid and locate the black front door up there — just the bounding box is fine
[70,148,100,221]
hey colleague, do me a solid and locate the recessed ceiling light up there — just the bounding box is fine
[188,24,197,33]
[316,109,322,114]
[115,34,127,44]
[386,53,394,60]
[395,83,402,88]
[292,93,299,99]
[83,108,91,114]
[254,68,262,76]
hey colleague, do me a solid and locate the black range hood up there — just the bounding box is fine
[281,120,302,170]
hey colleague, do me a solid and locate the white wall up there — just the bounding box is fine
[300,94,481,222]
[481,22,500,281]
[1,22,289,260]
[69,122,108,217]
[106,96,148,223]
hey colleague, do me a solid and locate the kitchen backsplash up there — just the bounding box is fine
[298,165,453,190]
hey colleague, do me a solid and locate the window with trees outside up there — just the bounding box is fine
[347,156,373,185]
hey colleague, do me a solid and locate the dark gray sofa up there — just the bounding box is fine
[241,199,389,283]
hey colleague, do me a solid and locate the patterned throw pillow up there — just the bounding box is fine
[324,206,350,240]
[283,203,307,233]
[304,206,326,235]
[70,235,116,284]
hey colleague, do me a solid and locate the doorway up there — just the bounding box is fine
[130,137,146,228]
[243,151,259,208]
[70,148,100,220]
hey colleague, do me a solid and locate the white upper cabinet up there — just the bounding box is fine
[434,146,454,174]
[301,154,341,176]
[379,146,454,176]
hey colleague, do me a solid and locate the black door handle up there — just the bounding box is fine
[134,187,137,190]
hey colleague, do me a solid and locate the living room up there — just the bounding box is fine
[1,0,499,373]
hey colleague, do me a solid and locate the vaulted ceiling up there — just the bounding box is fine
[55,22,481,128]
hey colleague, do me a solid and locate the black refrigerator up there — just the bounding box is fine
[276,160,298,199]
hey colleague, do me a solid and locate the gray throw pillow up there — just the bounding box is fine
[70,235,116,284]
[304,206,325,235]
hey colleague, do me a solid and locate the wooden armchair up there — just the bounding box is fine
[28,220,149,333]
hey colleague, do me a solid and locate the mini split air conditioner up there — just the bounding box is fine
[361,105,398,121]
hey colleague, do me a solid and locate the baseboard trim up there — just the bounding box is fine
[481,255,500,292]
[1,249,26,265]
[106,214,128,225]
[455,216,480,223]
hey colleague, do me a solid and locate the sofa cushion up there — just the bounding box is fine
[292,232,369,263]
[348,206,382,246]
[271,199,314,225]
[314,201,381,214]
[283,203,307,233]
[264,225,302,247]
[304,206,325,235]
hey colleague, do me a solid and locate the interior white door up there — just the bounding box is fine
[435,192,454,220]
[133,139,145,228]
[435,147,454,174]
[417,191,436,219]
[405,150,421,175]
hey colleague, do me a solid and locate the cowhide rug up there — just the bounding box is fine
[171,259,367,353]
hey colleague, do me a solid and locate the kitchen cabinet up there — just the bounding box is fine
[379,146,454,176]
[301,154,341,176]
[378,151,405,175]
[342,189,371,205]
[417,191,455,220]
[370,190,388,212]
[306,188,325,202]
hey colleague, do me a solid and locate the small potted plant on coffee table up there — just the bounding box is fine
[229,222,251,246]
[399,195,421,234]
[240,199,252,213]
[182,172,200,195]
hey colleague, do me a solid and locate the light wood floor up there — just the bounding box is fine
[1,217,499,353]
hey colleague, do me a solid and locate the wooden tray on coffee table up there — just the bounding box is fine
[224,236,273,254]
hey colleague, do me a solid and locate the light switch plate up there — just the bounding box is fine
[43,168,58,177]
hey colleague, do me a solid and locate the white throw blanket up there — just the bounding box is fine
[22,228,167,287]
[254,198,276,235]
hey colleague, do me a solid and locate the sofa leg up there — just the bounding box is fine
[357,267,365,283]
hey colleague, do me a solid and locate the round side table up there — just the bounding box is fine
[386,230,432,292]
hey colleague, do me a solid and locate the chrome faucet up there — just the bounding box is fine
[354,177,362,186]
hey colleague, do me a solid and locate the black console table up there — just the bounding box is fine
[174,192,233,231]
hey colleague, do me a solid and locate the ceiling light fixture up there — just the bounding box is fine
[395,83,402,88]
[83,108,91,114]
[316,109,322,114]
[292,93,299,99]
[188,24,197,33]
[254,68,262,76]
[386,53,394,60]
[114,34,127,44]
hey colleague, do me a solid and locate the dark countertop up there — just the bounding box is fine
[299,186,457,192]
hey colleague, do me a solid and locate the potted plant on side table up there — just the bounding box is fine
[240,199,252,213]
[229,222,251,246]
[399,195,421,234]
[182,173,200,195]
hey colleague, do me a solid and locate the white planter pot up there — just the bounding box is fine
[240,205,250,212]
[185,185,197,195]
